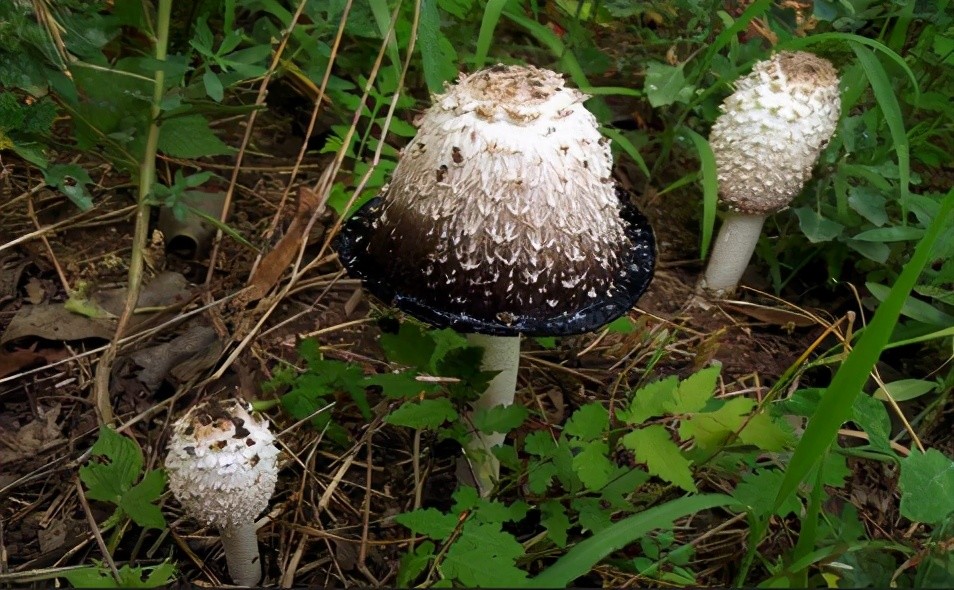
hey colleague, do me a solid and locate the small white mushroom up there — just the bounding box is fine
[701,51,841,298]
[165,399,279,586]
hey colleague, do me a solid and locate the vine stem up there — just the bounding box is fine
[92,0,172,424]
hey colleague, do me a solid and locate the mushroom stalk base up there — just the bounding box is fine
[464,333,520,497]
[700,212,768,298]
[219,521,262,587]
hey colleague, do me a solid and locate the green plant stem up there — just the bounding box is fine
[92,0,172,424]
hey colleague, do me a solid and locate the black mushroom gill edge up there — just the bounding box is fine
[333,187,657,337]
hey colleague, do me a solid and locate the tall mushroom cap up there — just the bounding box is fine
[165,399,279,529]
[335,64,655,336]
[709,51,841,215]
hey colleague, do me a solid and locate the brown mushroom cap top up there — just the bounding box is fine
[335,65,655,336]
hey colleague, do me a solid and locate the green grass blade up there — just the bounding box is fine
[701,0,771,66]
[369,0,402,79]
[849,42,911,220]
[680,127,718,260]
[601,127,649,179]
[526,494,735,588]
[474,0,509,68]
[773,188,954,513]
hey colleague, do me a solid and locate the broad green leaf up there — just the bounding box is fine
[644,62,689,107]
[733,470,800,519]
[679,397,753,451]
[379,322,436,371]
[605,316,635,334]
[737,413,794,452]
[62,562,175,588]
[524,431,557,456]
[564,403,608,441]
[385,398,458,429]
[665,366,719,415]
[526,494,734,588]
[157,114,232,158]
[867,282,954,326]
[852,227,925,242]
[119,468,167,530]
[202,70,224,101]
[44,164,94,211]
[472,404,529,435]
[572,440,615,491]
[850,394,892,454]
[619,376,678,424]
[898,449,954,525]
[79,426,143,503]
[394,508,459,539]
[873,379,937,402]
[793,207,844,243]
[622,425,696,492]
[397,541,435,587]
[364,372,435,399]
[540,500,570,548]
[442,521,528,586]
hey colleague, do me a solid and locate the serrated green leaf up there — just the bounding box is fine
[528,460,558,494]
[380,322,436,370]
[119,469,166,530]
[619,376,678,424]
[394,508,459,539]
[622,425,696,492]
[665,366,719,414]
[157,114,231,158]
[851,394,893,454]
[397,541,435,587]
[80,426,143,503]
[524,431,557,456]
[571,496,613,533]
[898,449,954,524]
[572,440,615,491]
[385,398,458,429]
[540,500,570,548]
[678,397,753,451]
[471,404,528,435]
[365,372,435,399]
[62,561,175,588]
[733,469,800,519]
[737,413,795,451]
[564,403,608,441]
[441,521,528,586]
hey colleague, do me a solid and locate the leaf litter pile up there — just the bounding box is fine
[1,15,953,590]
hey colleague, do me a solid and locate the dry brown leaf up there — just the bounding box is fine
[0,348,48,378]
[243,186,323,303]
[719,300,816,328]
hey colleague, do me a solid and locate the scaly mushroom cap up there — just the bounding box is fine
[165,399,279,529]
[709,51,841,215]
[335,64,655,336]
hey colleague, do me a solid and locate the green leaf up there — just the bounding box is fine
[681,127,718,259]
[847,185,888,226]
[737,413,795,452]
[605,316,635,334]
[385,398,458,429]
[397,541,435,587]
[792,207,844,243]
[394,508,459,539]
[564,403,608,441]
[733,470,800,519]
[540,500,570,548]
[772,189,954,515]
[898,449,954,525]
[679,397,753,451]
[665,366,719,414]
[643,62,689,107]
[527,495,735,588]
[44,164,94,211]
[867,282,954,326]
[79,426,143,503]
[419,0,458,95]
[203,70,224,102]
[119,468,167,530]
[873,379,937,402]
[471,404,528,435]
[62,562,176,588]
[442,521,528,586]
[379,322,436,371]
[619,376,678,424]
[365,372,436,399]
[852,227,925,242]
[473,0,509,67]
[850,394,892,454]
[572,440,615,491]
[622,425,696,492]
[157,114,232,158]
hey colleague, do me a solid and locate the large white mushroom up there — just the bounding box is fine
[165,399,279,586]
[335,64,656,495]
[700,51,841,297]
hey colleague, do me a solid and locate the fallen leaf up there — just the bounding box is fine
[0,348,48,378]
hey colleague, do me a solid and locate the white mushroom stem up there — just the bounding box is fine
[220,522,261,587]
[464,333,520,497]
[701,212,768,297]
